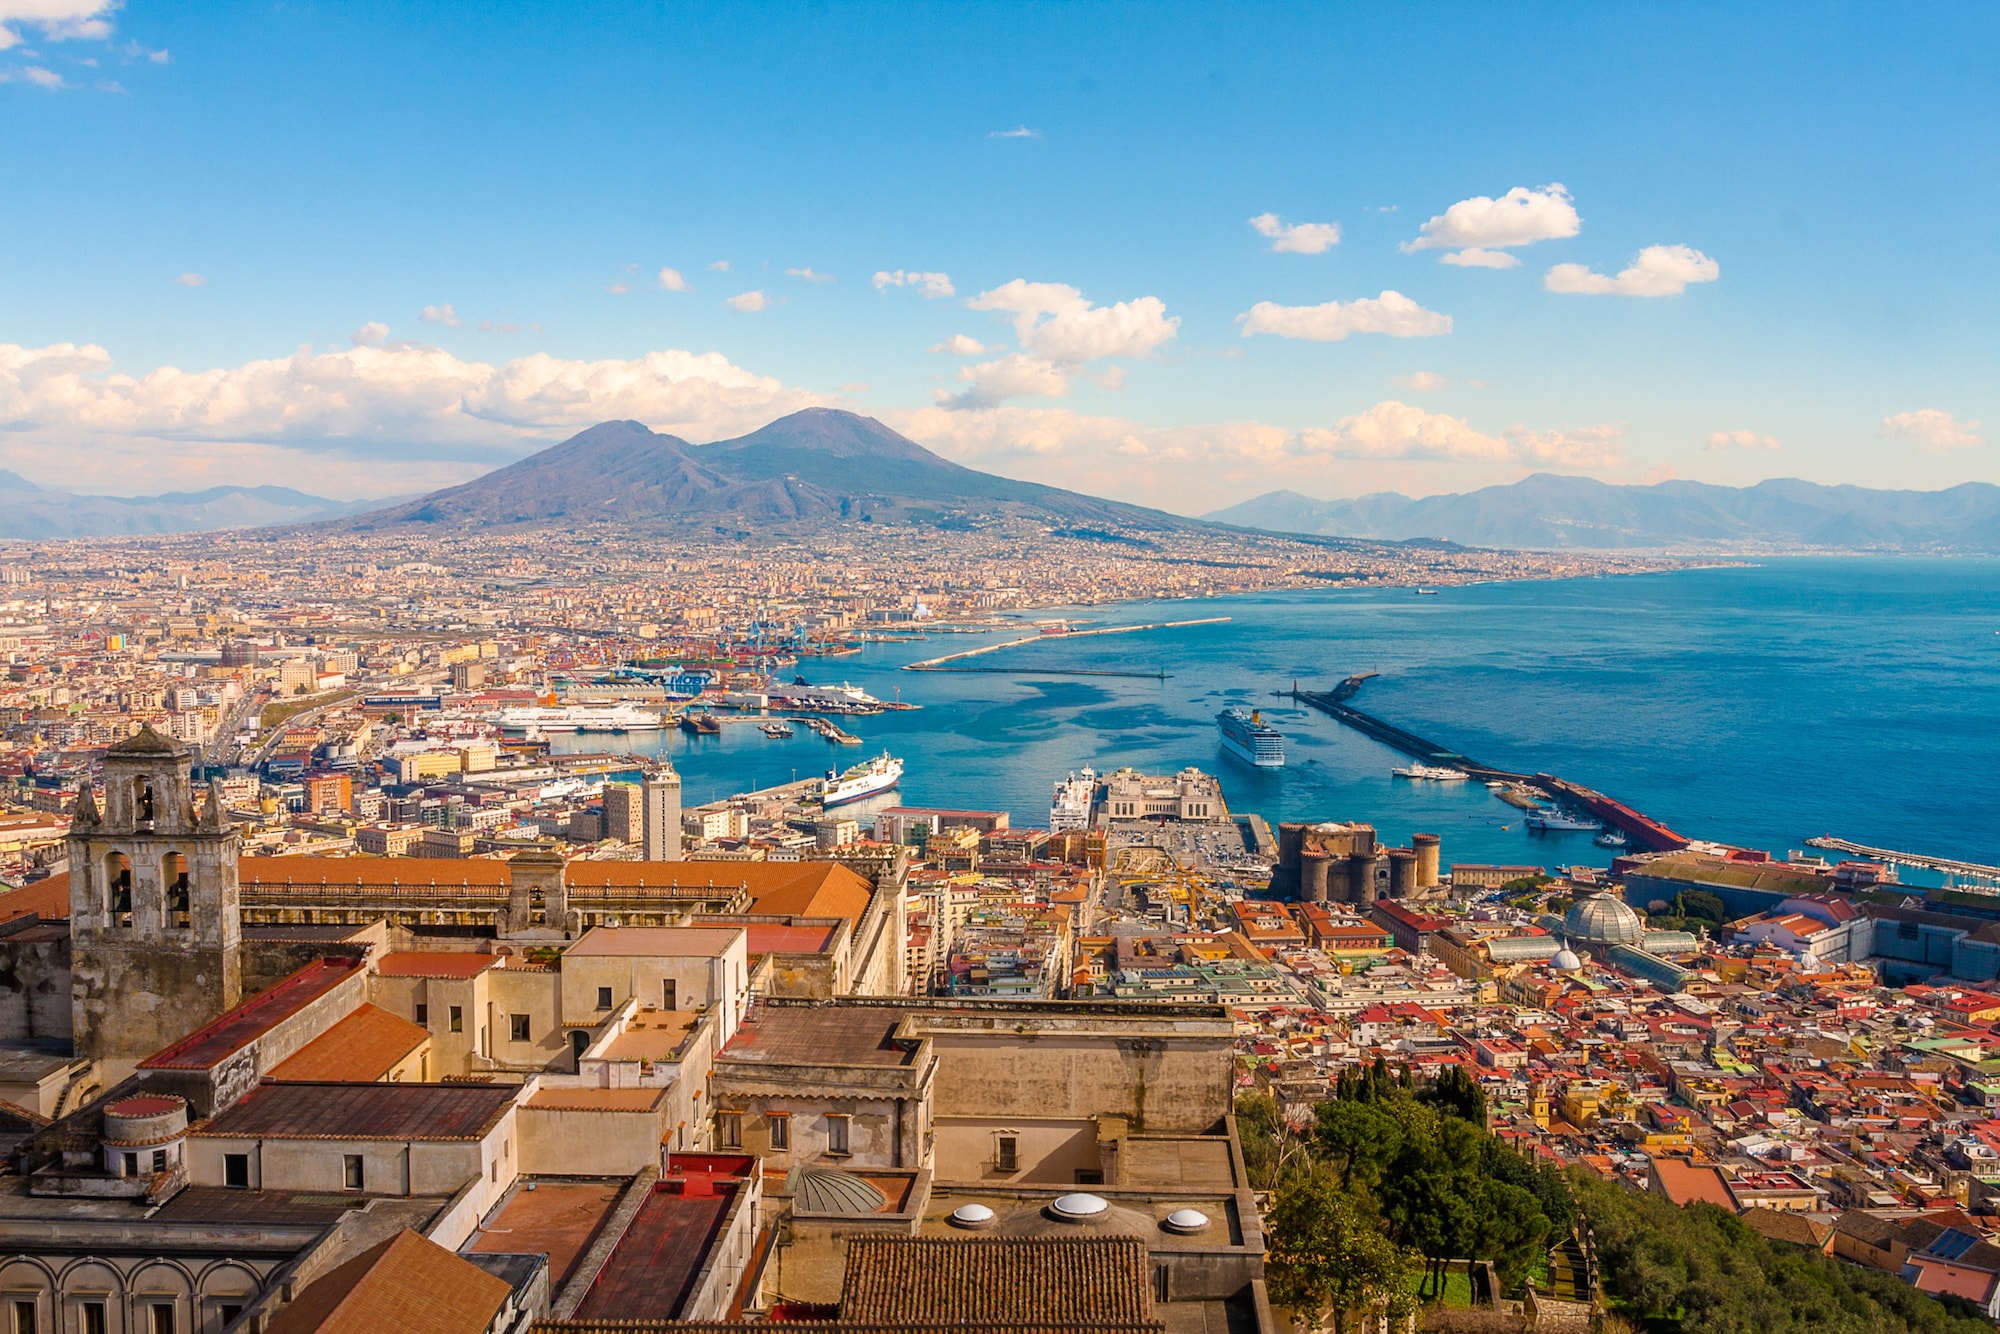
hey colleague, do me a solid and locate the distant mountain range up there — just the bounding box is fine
[0,472,394,539]
[338,408,1202,534]
[1205,475,2000,552]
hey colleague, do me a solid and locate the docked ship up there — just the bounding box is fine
[1393,763,1469,781]
[820,753,903,808]
[1216,707,1284,768]
[495,703,664,734]
[1049,768,1099,831]
[1527,808,1601,832]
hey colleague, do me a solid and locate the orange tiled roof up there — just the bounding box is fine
[267,1004,430,1083]
[262,1228,510,1334]
[0,876,69,923]
[240,856,511,890]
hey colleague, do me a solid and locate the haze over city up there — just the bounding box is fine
[3,2,1996,509]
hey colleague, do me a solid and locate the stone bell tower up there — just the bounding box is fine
[68,724,242,1079]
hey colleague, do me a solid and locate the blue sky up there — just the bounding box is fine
[2,1,1996,508]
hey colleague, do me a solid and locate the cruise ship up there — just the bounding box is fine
[495,703,664,734]
[1049,768,1099,831]
[1216,707,1284,768]
[820,753,903,808]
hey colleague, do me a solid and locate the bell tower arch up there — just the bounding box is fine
[68,724,242,1080]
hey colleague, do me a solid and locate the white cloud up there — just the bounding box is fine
[349,322,389,347]
[967,280,1178,363]
[606,282,631,295]
[1,64,63,87]
[726,290,768,312]
[1298,401,1512,462]
[656,267,689,292]
[928,334,988,356]
[873,269,955,299]
[173,272,207,288]
[1248,212,1341,255]
[708,260,731,272]
[478,319,521,334]
[1705,428,1779,451]
[1391,371,1448,392]
[1237,290,1451,341]
[419,303,460,327]
[989,125,1040,139]
[1882,409,1981,451]
[785,266,834,284]
[0,340,824,474]
[1405,184,1581,265]
[936,354,1071,410]
[0,1,116,48]
[1437,247,1519,270]
[1545,244,1719,297]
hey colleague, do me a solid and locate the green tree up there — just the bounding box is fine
[1266,1171,1416,1334]
[1313,1098,1404,1187]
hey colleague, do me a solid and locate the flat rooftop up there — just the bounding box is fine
[524,1087,667,1113]
[740,921,841,957]
[571,1168,748,1321]
[566,926,743,958]
[195,1081,517,1142]
[376,952,500,979]
[600,1010,700,1063]
[140,957,362,1071]
[721,1004,920,1068]
[464,1179,625,1290]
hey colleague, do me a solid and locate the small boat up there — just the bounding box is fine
[1526,809,1600,833]
[1393,764,1469,781]
[1415,588,1441,596]
[760,721,795,738]
[1594,829,1628,849]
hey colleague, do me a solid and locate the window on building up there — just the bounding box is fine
[826,1114,850,1156]
[414,1003,428,1026]
[217,1307,241,1329]
[1075,1169,1103,1185]
[151,1149,167,1174]
[122,1152,137,1176]
[510,1014,530,1043]
[996,1135,1018,1172]
[449,1005,464,1033]
[662,980,677,1010]
[596,986,613,1010]
[718,1112,741,1148]
[343,1155,364,1191]
[82,1305,105,1334]
[223,1153,249,1189]
[150,1304,174,1334]
[768,1113,789,1150]
[12,1299,34,1334]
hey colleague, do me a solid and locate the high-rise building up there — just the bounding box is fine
[642,766,682,862]
[602,781,643,844]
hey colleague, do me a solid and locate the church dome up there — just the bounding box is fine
[1563,889,1645,948]
[1551,949,1583,972]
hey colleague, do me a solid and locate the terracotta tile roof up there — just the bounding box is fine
[263,1228,510,1334]
[194,1081,517,1142]
[0,876,69,923]
[721,1003,920,1068]
[539,1324,1165,1333]
[1647,1156,1737,1211]
[375,952,500,979]
[267,1004,430,1083]
[840,1237,1153,1325]
[240,856,513,892]
[140,957,363,1071]
[525,1087,668,1112]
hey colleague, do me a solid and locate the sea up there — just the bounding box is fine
[552,557,2000,875]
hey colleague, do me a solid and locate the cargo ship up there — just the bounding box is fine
[820,753,903,808]
[495,703,664,734]
[1216,707,1284,768]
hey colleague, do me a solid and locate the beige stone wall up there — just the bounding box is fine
[918,1024,1232,1133]
[518,1103,666,1175]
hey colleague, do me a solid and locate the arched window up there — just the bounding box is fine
[163,852,191,927]
[136,779,156,824]
[105,852,133,926]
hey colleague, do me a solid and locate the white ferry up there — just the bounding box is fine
[495,703,664,734]
[1393,763,1469,781]
[1526,809,1602,832]
[1049,768,1099,830]
[1216,707,1284,768]
[821,753,903,808]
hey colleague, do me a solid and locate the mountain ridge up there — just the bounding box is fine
[1204,475,2000,552]
[0,482,395,540]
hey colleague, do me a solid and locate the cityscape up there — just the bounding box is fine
[3,5,1999,1334]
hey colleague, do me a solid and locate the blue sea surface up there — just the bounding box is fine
[555,558,2000,873]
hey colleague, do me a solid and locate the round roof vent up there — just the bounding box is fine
[948,1203,997,1229]
[1050,1192,1110,1221]
[786,1167,887,1215]
[1162,1208,1210,1234]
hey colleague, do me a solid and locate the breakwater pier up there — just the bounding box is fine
[1290,677,1692,854]
[903,617,1229,672]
